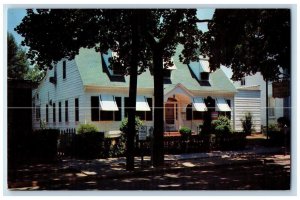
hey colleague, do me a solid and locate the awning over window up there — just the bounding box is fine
[192,97,207,112]
[136,96,151,111]
[99,94,119,111]
[216,98,231,112]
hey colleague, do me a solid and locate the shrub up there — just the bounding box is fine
[179,126,192,137]
[76,123,98,134]
[241,112,253,135]
[212,116,232,135]
[268,123,280,131]
[119,116,143,134]
[107,133,127,157]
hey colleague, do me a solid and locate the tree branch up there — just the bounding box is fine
[195,19,212,23]
[159,10,185,48]
[144,30,158,50]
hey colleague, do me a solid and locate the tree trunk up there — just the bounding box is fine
[152,48,165,167]
[126,11,139,170]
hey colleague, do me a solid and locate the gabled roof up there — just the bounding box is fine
[74,45,237,93]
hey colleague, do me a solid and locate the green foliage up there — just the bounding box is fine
[107,134,127,157]
[119,116,143,134]
[24,65,46,82]
[179,126,192,135]
[7,33,29,79]
[39,119,47,129]
[212,116,232,135]
[268,123,280,131]
[76,123,98,134]
[15,9,201,70]
[241,112,253,135]
[201,9,290,81]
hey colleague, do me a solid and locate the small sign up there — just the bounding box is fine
[138,126,147,141]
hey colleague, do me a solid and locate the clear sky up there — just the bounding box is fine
[7,8,215,46]
[7,8,27,45]
[197,8,215,32]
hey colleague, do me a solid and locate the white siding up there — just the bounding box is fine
[83,93,154,134]
[221,66,285,126]
[32,59,85,130]
[234,90,261,132]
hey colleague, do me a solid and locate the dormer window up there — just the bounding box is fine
[200,72,210,81]
[188,56,211,85]
[163,58,176,80]
[111,63,124,76]
[102,50,125,76]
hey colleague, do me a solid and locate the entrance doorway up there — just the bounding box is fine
[164,98,178,131]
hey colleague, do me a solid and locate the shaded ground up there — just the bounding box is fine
[7,154,290,190]
[7,134,291,190]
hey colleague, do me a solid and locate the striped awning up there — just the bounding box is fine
[216,98,231,112]
[192,97,207,112]
[136,96,151,111]
[99,94,119,111]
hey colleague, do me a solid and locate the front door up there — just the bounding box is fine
[165,102,177,131]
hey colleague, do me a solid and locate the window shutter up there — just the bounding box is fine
[91,96,99,121]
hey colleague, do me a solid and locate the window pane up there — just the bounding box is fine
[193,111,203,120]
[100,110,114,121]
[136,111,146,121]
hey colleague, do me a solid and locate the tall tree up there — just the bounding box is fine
[201,9,291,81]
[16,9,202,168]
[7,33,29,79]
[138,10,201,165]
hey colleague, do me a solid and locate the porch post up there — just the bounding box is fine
[121,96,125,120]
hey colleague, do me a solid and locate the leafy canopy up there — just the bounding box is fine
[16,9,202,72]
[7,32,29,79]
[201,9,291,81]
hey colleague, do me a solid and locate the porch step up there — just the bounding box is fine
[164,131,197,137]
[164,131,180,137]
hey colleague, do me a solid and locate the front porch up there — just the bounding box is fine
[163,83,233,134]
